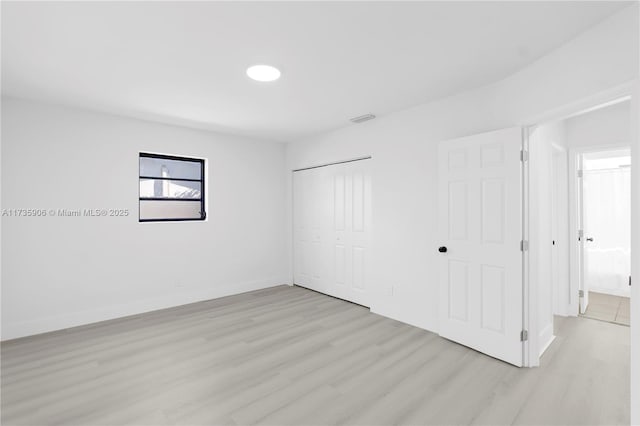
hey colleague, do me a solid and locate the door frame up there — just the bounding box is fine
[570,145,632,315]
[550,143,570,317]
[522,81,634,367]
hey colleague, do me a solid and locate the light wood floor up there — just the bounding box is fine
[1,285,630,425]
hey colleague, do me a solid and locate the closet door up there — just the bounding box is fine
[293,167,330,295]
[293,159,371,307]
[330,160,372,306]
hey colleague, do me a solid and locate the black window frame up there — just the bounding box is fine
[139,152,206,222]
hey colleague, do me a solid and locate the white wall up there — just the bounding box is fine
[285,5,638,336]
[566,100,631,149]
[1,98,288,340]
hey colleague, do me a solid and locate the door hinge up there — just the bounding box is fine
[579,290,584,297]
[520,240,529,251]
[577,169,583,178]
[520,150,529,162]
[520,330,528,342]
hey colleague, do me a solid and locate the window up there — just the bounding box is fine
[139,153,206,222]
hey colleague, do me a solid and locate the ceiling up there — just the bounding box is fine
[1,1,631,142]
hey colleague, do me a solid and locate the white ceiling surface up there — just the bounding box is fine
[1,1,631,142]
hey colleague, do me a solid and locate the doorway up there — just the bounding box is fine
[577,148,631,326]
[526,96,632,366]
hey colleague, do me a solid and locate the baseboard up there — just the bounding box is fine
[539,323,556,357]
[1,277,287,341]
[540,335,556,357]
[370,304,438,335]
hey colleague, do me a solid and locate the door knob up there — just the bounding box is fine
[438,246,448,253]
[586,237,594,242]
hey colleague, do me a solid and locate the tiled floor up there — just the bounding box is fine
[581,291,630,326]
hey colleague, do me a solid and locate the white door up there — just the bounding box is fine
[580,150,631,300]
[293,159,372,307]
[293,168,313,290]
[437,127,524,367]
[329,161,372,306]
[293,166,331,295]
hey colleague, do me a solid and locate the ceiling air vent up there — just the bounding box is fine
[350,114,376,124]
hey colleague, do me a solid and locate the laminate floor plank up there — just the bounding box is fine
[1,285,630,426]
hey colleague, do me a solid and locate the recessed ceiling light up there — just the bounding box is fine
[246,65,281,82]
